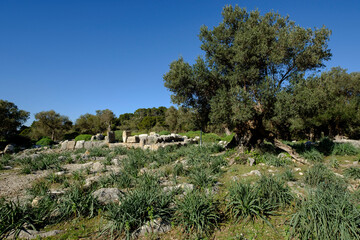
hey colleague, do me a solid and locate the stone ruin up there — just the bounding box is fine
[59,131,197,151]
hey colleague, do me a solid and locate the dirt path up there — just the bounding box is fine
[0,169,49,201]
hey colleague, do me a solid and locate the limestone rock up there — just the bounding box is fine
[248,157,255,166]
[91,162,104,173]
[7,230,62,239]
[92,188,122,204]
[84,141,93,149]
[60,140,68,150]
[242,170,261,177]
[134,218,171,238]
[67,141,76,150]
[75,140,85,149]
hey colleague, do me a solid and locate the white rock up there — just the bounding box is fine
[92,188,122,204]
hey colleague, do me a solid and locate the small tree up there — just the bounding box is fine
[0,100,29,141]
[31,110,72,141]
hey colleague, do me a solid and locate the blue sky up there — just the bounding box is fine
[0,0,359,125]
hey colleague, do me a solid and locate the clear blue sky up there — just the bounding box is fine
[0,0,359,125]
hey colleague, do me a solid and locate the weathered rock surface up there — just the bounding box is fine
[92,188,122,204]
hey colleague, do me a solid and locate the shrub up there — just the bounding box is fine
[158,130,171,135]
[304,163,336,186]
[262,153,290,167]
[317,137,334,155]
[344,167,360,180]
[74,134,92,141]
[102,184,174,238]
[332,143,359,156]
[227,182,275,224]
[174,190,220,238]
[36,137,53,146]
[288,182,360,239]
[301,148,323,162]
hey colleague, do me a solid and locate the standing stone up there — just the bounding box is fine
[140,138,146,148]
[108,131,116,143]
[75,140,85,149]
[67,141,76,150]
[122,130,131,143]
[61,140,68,150]
[90,136,95,141]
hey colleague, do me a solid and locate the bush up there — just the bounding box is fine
[344,167,360,180]
[331,143,359,156]
[36,137,53,146]
[301,148,323,162]
[158,130,171,135]
[317,137,334,155]
[289,182,360,239]
[189,167,217,189]
[174,190,220,238]
[262,153,290,167]
[74,134,92,141]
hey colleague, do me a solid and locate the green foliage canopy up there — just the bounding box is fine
[0,100,29,141]
[164,6,331,143]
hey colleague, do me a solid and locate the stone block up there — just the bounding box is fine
[60,140,68,150]
[84,141,93,149]
[122,130,131,143]
[67,141,76,150]
[127,136,139,143]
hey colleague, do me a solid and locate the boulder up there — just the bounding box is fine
[91,162,104,173]
[122,130,131,143]
[75,140,85,149]
[134,218,171,238]
[96,134,105,140]
[92,188,122,204]
[4,144,14,154]
[107,131,116,143]
[147,136,157,144]
[60,140,68,150]
[67,141,76,150]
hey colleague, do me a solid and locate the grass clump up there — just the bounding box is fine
[226,182,275,224]
[102,183,174,239]
[304,163,336,187]
[18,154,63,174]
[344,167,360,180]
[289,181,360,239]
[301,148,323,162]
[174,190,220,238]
[256,175,293,208]
[332,143,359,156]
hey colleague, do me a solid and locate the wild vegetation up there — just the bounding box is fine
[0,138,359,239]
[0,4,360,240]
